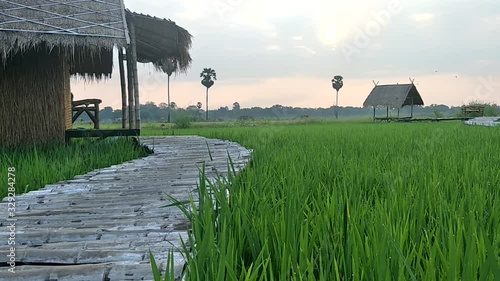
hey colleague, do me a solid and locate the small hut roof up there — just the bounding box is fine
[363,84,424,108]
[0,0,129,78]
[125,10,192,73]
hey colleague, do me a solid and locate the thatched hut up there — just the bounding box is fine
[363,83,424,120]
[0,0,192,147]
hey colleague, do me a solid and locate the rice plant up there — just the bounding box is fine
[0,138,150,199]
[153,122,500,280]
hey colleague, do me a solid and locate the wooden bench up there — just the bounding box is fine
[72,98,102,129]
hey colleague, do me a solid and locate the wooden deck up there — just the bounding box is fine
[374,117,474,122]
[65,129,140,142]
[0,136,251,280]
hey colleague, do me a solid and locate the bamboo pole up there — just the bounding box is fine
[126,48,134,129]
[129,19,141,130]
[118,48,127,129]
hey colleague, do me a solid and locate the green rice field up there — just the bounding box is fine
[154,122,500,280]
[2,121,499,280]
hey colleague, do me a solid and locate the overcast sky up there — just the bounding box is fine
[73,0,500,110]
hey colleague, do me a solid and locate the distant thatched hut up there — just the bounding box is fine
[363,83,424,120]
[0,0,192,147]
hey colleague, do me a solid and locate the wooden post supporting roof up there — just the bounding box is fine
[410,97,414,118]
[128,19,141,130]
[126,48,135,129]
[118,48,127,129]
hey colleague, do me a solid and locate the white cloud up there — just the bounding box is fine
[295,45,316,55]
[213,0,382,46]
[267,45,281,51]
[482,16,500,25]
[173,0,212,21]
[476,59,494,66]
[264,31,278,38]
[227,14,276,34]
[413,13,434,22]
[175,10,204,21]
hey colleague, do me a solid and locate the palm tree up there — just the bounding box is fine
[161,58,177,123]
[200,68,217,121]
[331,75,344,119]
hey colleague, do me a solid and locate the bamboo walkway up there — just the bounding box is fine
[0,136,251,281]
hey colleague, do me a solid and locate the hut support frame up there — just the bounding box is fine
[128,19,141,130]
[126,48,135,129]
[372,106,414,122]
[118,48,127,128]
[410,98,414,118]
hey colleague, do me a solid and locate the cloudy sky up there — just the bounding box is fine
[73,0,500,110]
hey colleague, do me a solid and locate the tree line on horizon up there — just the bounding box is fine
[75,102,500,124]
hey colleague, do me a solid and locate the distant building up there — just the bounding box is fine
[363,83,424,120]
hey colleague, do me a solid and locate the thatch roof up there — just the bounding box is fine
[0,0,128,78]
[363,84,424,108]
[126,10,192,73]
[0,1,193,78]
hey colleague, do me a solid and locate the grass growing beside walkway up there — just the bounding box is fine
[0,138,150,199]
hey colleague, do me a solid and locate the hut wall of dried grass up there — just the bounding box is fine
[0,48,66,147]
